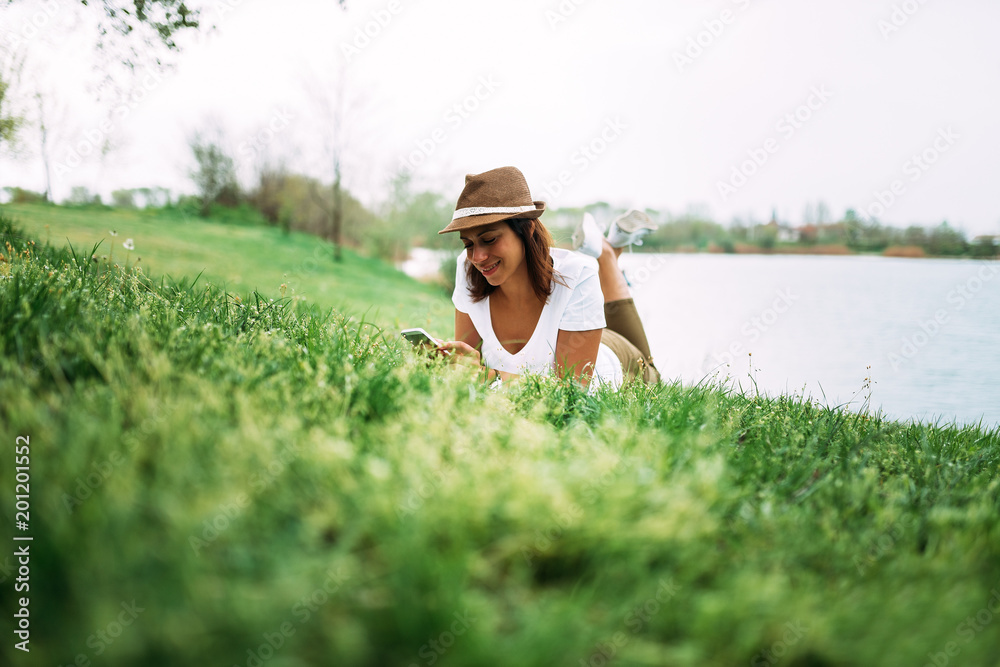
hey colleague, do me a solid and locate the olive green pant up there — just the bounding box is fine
[601,298,661,385]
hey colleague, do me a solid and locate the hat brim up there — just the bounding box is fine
[437,201,545,234]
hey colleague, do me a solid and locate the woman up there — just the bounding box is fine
[436,166,660,391]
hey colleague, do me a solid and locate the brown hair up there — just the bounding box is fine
[466,218,563,303]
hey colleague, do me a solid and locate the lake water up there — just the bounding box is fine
[401,251,1000,427]
[621,253,1000,427]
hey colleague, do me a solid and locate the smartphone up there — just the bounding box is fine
[401,328,450,354]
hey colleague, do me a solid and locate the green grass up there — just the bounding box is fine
[0,203,454,335]
[1,209,999,667]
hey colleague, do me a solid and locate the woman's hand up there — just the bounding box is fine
[437,340,517,387]
[436,340,481,367]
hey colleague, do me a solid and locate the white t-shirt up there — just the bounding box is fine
[452,247,624,392]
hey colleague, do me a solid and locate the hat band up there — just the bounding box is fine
[452,204,537,221]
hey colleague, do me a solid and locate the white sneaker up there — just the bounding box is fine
[571,212,604,258]
[606,209,658,248]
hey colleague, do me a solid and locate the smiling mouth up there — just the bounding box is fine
[480,260,500,276]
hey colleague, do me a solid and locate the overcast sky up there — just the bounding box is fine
[3,0,999,235]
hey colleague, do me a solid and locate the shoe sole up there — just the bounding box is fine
[613,210,656,234]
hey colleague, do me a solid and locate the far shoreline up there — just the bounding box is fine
[612,245,1000,261]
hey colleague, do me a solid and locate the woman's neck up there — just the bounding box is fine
[495,261,538,307]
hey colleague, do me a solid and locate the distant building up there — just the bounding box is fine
[777,225,800,243]
[765,212,800,243]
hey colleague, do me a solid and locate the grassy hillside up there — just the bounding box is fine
[0,203,454,336]
[1,210,999,667]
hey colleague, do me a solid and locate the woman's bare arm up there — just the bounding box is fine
[455,309,482,349]
[444,310,522,383]
[555,328,603,386]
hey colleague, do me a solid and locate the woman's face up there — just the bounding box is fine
[460,221,525,287]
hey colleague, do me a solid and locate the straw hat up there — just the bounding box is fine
[438,166,546,234]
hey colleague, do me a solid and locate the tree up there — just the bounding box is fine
[2,0,198,75]
[306,66,367,262]
[33,90,70,202]
[65,185,101,206]
[250,161,292,232]
[0,50,26,166]
[0,78,23,154]
[903,225,927,248]
[802,202,815,224]
[970,236,997,259]
[111,188,136,208]
[0,46,31,195]
[927,222,967,256]
[380,169,454,253]
[757,222,778,250]
[134,186,170,207]
[815,201,831,224]
[71,0,347,48]
[188,128,239,217]
[85,0,200,50]
[3,1,345,69]
[247,171,380,254]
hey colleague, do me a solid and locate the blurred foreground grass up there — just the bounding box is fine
[1,212,999,667]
